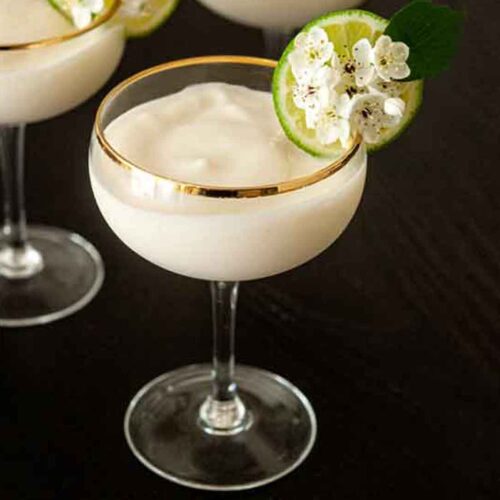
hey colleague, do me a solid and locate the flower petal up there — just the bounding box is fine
[353,38,375,87]
[375,64,392,82]
[338,119,351,148]
[355,65,375,87]
[289,29,334,79]
[72,5,92,28]
[336,93,352,119]
[350,94,384,143]
[289,50,313,82]
[316,65,338,90]
[321,42,334,66]
[389,62,411,80]
[389,42,409,62]
[362,124,381,144]
[317,120,340,145]
[384,97,405,117]
[308,27,329,47]
[353,38,373,66]
[317,85,331,108]
[330,51,341,72]
[292,83,310,109]
[294,32,309,49]
[305,107,320,129]
[374,35,391,55]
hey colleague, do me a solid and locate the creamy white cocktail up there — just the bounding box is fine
[89,56,365,490]
[0,0,126,327]
[90,82,366,282]
[88,0,463,485]
[0,0,125,124]
[197,0,365,31]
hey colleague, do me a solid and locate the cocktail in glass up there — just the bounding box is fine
[89,56,367,490]
[196,0,366,56]
[0,0,125,326]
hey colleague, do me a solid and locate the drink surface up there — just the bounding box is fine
[90,83,367,281]
[0,0,124,124]
[102,83,328,186]
[0,0,72,44]
[197,0,365,31]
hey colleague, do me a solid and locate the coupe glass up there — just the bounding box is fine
[89,55,367,490]
[196,0,366,57]
[0,0,125,326]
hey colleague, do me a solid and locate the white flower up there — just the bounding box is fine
[330,51,370,101]
[293,66,339,128]
[314,92,352,148]
[352,38,376,87]
[71,0,105,29]
[373,35,411,82]
[289,27,334,83]
[350,94,406,143]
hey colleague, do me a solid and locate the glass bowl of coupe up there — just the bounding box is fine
[0,0,180,326]
[89,55,366,491]
[0,0,124,326]
[196,0,366,56]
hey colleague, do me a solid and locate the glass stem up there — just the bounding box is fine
[199,281,250,435]
[211,280,238,401]
[0,125,43,279]
[263,28,293,59]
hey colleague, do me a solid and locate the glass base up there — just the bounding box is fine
[0,225,104,327]
[125,364,317,491]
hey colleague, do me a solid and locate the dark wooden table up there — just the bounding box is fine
[1,0,499,498]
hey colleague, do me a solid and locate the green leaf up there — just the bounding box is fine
[385,1,464,80]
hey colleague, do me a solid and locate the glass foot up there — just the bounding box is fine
[0,225,104,327]
[125,364,317,491]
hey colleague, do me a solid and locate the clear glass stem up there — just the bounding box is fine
[0,125,43,279]
[263,28,293,59]
[199,281,250,435]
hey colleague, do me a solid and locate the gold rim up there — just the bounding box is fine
[94,55,363,199]
[0,0,121,51]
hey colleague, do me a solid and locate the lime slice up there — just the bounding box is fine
[47,0,114,26]
[272,10,424,157]
[120,0,180,38]
[48,0,179,38]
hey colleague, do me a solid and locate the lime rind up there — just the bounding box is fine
[272,9,424,157]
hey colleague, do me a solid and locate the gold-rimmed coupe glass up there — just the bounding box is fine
[89,55,367,490]
[0,0,124,326]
